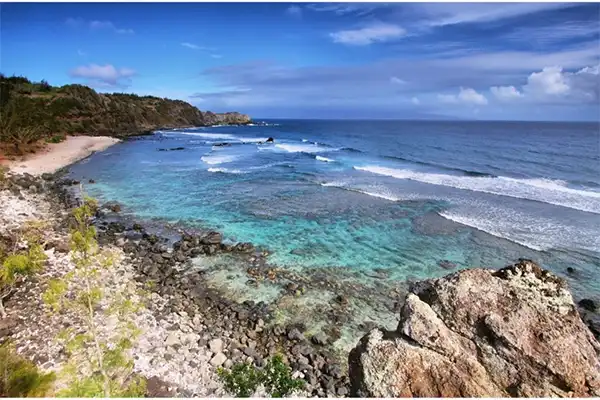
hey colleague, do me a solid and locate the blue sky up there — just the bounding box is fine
[1,2,599,121]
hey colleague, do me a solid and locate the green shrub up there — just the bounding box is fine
[46,134,66,144]
[218,354,304,398]
[1,242,47,317]
[0,342,56,397]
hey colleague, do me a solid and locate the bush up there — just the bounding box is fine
[46,134,66,144]
[217,354,305,397]
[0,342,56,397]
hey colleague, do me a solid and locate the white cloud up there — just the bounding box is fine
[490,85,523,101]
[524,66,570,96]
[438,87,488,105]
[330,23,405,46]
[181,42,200,50]
[411,97,420,105]
[286,5,302,18]
[410,3,574,27]
[69,64,136,87]
[519,65,600,103]
[486,65,599,104]
[390,76,406,85]
[89,20,134,34]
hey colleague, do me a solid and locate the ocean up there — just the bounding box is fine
[68,119,600,344]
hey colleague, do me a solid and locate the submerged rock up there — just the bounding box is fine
[349,260,600,397]
[579,298,598,312]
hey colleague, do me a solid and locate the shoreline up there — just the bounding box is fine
[1,144,598,397]
[5,136,121,176]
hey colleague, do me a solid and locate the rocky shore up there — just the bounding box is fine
[0,172,352,397]
[1,170,599,397]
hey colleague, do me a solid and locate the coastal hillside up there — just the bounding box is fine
[0,75,250,155]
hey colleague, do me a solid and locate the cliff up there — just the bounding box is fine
[349,260,600,397]
[0,75,251,155]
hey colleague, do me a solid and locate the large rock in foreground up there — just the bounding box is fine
[349,260,600,397]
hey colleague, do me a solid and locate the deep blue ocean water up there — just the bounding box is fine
[68,119,600,298]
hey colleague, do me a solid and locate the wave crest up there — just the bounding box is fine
[354,165,600,214]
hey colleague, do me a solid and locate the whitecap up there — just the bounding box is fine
[201,154,238,165]
[354,165,600,214]
[275,143,338,154]
[316,156,335,163]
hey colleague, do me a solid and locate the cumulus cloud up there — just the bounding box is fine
[488,65,600,104]
[490,85,523,101]
[330,23,405,46]
[411,97,420,105]
[525,66,570,96]
[69,64,136,87]
[438,87,488,105]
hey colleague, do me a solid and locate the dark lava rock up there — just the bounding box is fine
[41,173,54,181]
[0,316,18,338]
[235,242,254,252]
[438,259,457,270]
[104,202,122,213]
[327,364,343,379]
[287,328,305,341]
[566,267,576,275]
[266,137,274,143]
[335,295,349,306]
[133,223,144,231]
[579,298,598,312]
[213,143,232,147]
[201,232,222,245]
[311,332,328,346]
[88,179,96,184]
[145,376,176,397]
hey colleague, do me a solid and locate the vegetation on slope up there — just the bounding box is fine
[0,74,250,155]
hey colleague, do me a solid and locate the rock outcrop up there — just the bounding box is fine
[202,111,251,126]
[349,260,600,397]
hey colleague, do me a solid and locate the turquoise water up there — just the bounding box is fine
[68,120,600,298]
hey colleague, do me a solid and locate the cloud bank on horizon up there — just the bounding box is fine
[1,2,599,121]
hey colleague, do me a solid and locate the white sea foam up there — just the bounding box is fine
[302,139,309,142]
[354,165,600,214]
[439,203,600,253]
[275,143,337,154]
[315,156,335,163]
[200,154,238,165]
[208,167,246,174]
[208,162,288,174]
[165,131,237,140]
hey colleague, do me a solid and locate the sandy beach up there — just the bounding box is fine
[6,136,120,175]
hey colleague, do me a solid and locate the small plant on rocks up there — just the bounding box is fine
[0,231,47,318]
[42,196,146,397]
[0,342,56,396]
[218,354,305,398]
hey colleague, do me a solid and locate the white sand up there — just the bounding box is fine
[7,136,120,175]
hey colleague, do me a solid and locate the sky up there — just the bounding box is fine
[1,2,599,121]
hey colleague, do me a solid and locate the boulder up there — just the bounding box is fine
[349,260,600,397]
[579,298,598,312]
[201,232,222,245]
